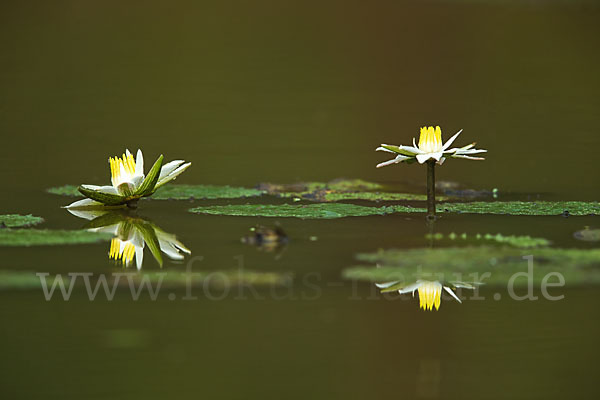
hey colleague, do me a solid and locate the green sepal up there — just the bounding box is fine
[134,155,164,197]
[379,281,408,293]
[78,186,127,205]
[136,221,164,267]
[381,145,417,157]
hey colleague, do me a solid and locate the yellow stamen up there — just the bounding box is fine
[418,126,443,153]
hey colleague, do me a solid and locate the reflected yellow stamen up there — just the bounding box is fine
[108,238,136,266]
[417,281,442,311]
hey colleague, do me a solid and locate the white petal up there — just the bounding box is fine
[451,154,485,160]
[135,149,144,176]
[397,281,422,294]
[63,198,104,209]
[441,129,463,151]
[135,246,144,270]
[416,153,432,164]
[376,146,397,154]
[126,149,132,158]
[437,157,446,165]
[443,286,462,303]
[430,151,443,161]
[455,148,487,155]
[375,281,401,289]
[159,160,186,181]
[156,162,191,188]
[80,184,121,195]
[376,155,410,168]
[398,145,423,155]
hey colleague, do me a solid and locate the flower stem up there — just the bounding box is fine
[426,160,436,219]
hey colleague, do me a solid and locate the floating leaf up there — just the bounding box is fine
[345,247,600,286]
[0,214,44,228]
[257,178,439,202]
[425,232,551,248]
[0,229,111,246]
[189,203,396,219]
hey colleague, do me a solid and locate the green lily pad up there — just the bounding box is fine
[437,201,600,216]
[425,232,551,248]
[48,184,264,200]
[0,214,44,228]
[152,184,264,200]
[257,179,438,202]
[0,229,112,246]
[344,246,600,286]
[189,203,397,219]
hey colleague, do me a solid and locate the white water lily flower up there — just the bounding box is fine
[376,126,487,167]
[64,149,191,208]
[376,279,478,311]
[67,209,191,269]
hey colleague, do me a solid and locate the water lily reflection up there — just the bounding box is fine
[376,280,478,311]
[66,208,190,269]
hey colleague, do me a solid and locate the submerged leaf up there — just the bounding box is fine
[0,229,111,246]
[189,203,396,219]
[0,214,44,228]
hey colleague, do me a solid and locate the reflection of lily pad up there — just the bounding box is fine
[0,271,70,290]
[425,232,551,248]
[136,270,293,288]
[189,203,396,219]
[437,201,600,216]
[0,214,45,228]
[0,229,111,246]
[48,184,264,200]
[345,247,600,285]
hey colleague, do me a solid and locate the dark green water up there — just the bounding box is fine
[1,1,599,399]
